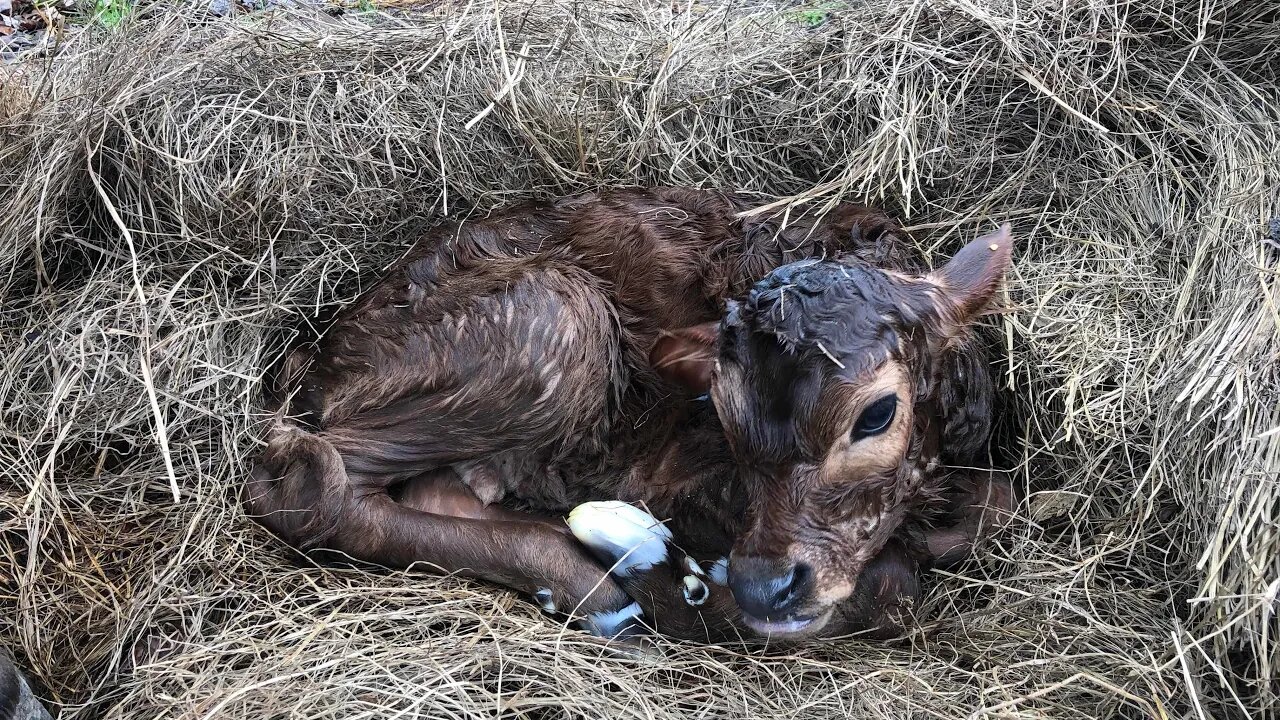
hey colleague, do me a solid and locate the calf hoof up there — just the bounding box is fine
[530,584,648,640]
[578,601,647,640]
[530,585,647,641]
[566,501,675,577]
[567,501,715,608]
[532,587,558,614]
[567,501,740,642]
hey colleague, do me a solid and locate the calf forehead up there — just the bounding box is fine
[712,347,806,462]
[738,260,909,365]
[716,261,911,455]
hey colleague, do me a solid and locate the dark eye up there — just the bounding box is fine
[852,394,897,440]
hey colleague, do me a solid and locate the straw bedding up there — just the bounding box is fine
[1,0,1277,717]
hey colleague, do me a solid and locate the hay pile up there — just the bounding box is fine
[1,1,1277,717]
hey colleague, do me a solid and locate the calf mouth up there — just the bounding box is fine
[740,606,834,638]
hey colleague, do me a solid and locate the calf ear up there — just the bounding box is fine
[927,223,1014,325]
[649,321,719,394]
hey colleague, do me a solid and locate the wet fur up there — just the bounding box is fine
[245,187,1007,640]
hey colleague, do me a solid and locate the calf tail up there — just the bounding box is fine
[243,423,352,552]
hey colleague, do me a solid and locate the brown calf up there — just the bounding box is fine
[244,187,1016,641]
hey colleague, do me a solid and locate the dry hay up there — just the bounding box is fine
[1,0,1277,718]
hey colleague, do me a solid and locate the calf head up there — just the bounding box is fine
[651,224,1014,637]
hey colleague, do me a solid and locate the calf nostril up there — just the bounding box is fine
[768,566,797,610]
[770,562,812,612]
[730,556,816,618]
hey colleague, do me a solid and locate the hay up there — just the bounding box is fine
[1,0,1277,717]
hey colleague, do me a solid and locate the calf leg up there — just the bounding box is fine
[831,538,923,640]
[566,501,742,642]
[925,470,1018,566]
[245,430,642,638]
[246,274,646,635]
[392,471,642,635]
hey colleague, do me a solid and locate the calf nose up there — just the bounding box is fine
[728,556,813,619]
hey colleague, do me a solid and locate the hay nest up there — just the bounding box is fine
[1,1,1277,717]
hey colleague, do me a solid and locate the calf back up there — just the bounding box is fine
[274,188,922,510]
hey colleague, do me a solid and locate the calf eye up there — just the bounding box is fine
[852,394,897,440]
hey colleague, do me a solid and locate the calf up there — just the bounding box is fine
[245,187,1016,641]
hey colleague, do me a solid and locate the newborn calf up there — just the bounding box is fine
[245,187,1017,640]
